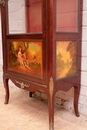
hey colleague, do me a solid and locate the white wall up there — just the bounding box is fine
[79,0,87,116]
[8,0,26,34]
[0,1,87,116]
[0,8,3,83]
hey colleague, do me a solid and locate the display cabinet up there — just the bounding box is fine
[1,0,83,130]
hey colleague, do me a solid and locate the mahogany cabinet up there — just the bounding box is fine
[1,0,83,130]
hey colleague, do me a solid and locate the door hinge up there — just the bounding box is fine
[0,0,5,7]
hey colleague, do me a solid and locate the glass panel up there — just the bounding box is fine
[8,0,42,34]
[27,0,42,33]
[56,0,78,32]
[8,41,43,78]
[8,0,26,34]
[56,41,78,79]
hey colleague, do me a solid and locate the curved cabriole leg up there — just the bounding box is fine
[74,86,80,117]
[48,93,54,130]
[3,78,9,104]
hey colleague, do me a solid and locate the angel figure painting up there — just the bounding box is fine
[56,41,78,79]
[8,41,43,77]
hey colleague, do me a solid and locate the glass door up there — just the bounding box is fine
[3,0,47,85]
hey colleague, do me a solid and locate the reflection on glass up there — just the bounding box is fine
[8,41,43,77]
[56,0,78,32]
[8,0,42,34]
[56,41,78,79]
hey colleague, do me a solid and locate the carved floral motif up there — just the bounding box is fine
[16,80,30,89]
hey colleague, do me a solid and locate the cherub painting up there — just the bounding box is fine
[8,41,43,77]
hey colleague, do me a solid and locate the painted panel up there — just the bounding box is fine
[56,0,78,32]
[56,41,78,79]
[8,41,43,78]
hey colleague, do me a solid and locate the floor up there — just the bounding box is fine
[0,84,87,130]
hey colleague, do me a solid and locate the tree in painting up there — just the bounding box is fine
[56,52,65,78]
[66,41,78,76]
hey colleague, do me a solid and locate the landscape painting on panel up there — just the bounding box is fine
[56,41,78,79]
[8,41,43,77]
